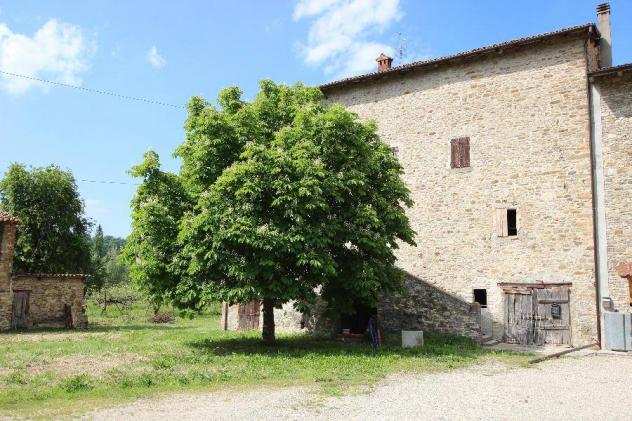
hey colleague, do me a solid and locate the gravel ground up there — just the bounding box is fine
[89,352,632,420]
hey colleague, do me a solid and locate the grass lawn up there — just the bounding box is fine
[0,300,528,418]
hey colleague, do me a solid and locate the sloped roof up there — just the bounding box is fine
[12,273,88,279]
[589,62,632,78]
[0,211,19,224]
[320,23,598,92]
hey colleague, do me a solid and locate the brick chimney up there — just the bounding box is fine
[597,3,612,68]
[376,53,393,72]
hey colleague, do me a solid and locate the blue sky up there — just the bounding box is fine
[1,0,631,238]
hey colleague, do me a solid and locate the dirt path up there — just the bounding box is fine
[88,353,632,420]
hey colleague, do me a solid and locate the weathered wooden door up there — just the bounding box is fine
[11,291,30,329]
[503,285,571,346]
[238,301,260,330]
[533,286,571,345]
[504,291,535,345]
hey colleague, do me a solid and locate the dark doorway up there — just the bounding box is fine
[339,304,376,334]
[11,290,30,329]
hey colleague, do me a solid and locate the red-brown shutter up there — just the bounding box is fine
[450,137,470,168]
[450,139,458,168]
[461,137,470,168]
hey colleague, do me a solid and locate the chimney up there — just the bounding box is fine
[376,53,393,72]
[597,3,612,68]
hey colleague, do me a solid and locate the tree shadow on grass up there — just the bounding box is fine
[187,331,487,359]
[0,323,186,336]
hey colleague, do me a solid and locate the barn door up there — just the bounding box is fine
[504,291,535,345]
[238,301,260,330]
[11,291,30,329]
[533,286,571,345]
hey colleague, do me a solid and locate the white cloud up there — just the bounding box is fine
[0,19,93,94]
[294,0,401,77]
[146,46,166,69]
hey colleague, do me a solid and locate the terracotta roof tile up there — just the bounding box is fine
[320,23,597,91]
[589,62,632,78]
[12,273,88,279]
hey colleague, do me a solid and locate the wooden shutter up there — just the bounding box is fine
[495,208,508,237]
[450,137,470,168]
[460,137,470,167]
[450,139,459,168]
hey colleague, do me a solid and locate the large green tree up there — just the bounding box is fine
[123,151,193,312]
[127,81,415,342]
[0,164,93,274]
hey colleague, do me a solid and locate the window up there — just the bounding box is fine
[495,208,518,237]
[507,209,517,236]
[450,137,470,168]
[390,146,399,155]
[473,289,487,308]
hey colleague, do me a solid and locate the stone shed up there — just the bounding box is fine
[0,211,88,330]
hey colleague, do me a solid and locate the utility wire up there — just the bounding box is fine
[0,70,186,110]
[78,179,139,186]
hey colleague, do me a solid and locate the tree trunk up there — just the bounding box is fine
[262,298,275,344]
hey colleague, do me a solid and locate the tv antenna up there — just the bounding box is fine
[394,32,408,61]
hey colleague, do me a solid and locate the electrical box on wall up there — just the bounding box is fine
[603,312,632,351]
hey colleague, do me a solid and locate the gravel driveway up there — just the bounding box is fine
[89,352,632,420]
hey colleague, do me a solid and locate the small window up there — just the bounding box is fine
[473,289,487,308]
[507,209,517,236]
[495,208,518,237]
[450,137,470,168]
[390,146,399,155]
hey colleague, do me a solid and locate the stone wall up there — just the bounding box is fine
[597,72,632,310]
[0,222,17,330]
[379,274,482,341]
[324,35,598,345]
[10,275,87,329]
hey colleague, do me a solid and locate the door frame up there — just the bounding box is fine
[11,289,31,330]
[499,282,572,346]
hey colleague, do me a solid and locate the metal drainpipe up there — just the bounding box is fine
[588,80,611,348]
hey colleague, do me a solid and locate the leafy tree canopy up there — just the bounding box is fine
[123,151,193,312]
[0,164,92,274]
[127,80,415,342]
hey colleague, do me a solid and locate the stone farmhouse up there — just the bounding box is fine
[0,212,87,330]
[223,4,630,348]
[319,3,631,347]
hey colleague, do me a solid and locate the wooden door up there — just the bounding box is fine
[11,291,30,329]
[504,292,535,345]
[238,301,260,330]
[533,286,571,345]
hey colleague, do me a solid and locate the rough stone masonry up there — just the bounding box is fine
[321,4,631,346]
[0,212,87,330]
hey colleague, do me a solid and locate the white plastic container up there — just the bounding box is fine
[402,330,424,348]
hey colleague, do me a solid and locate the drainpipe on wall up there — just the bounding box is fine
[588,80,611,348]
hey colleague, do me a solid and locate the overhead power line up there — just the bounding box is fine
[78,179,139,186]
[0,70,186,110]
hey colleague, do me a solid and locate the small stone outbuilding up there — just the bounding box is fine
[0,212,87,330]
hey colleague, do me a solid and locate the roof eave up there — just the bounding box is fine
[589,63,632,79]
[320,23,597,93]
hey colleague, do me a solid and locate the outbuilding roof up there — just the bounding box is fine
[589,62,632,78]
[320,23,598,92]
